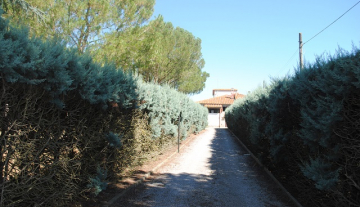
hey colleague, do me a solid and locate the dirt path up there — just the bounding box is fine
[110,128,296,207]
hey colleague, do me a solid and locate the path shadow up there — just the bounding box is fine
[113,172,215,207]
[98,128,296,207]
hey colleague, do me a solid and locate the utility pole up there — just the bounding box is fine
[299,33,304,71]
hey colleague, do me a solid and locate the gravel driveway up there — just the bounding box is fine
[112,128,296,207]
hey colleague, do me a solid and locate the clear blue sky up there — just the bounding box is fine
[151,0,360,101]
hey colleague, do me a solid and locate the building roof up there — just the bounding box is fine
[203,104,222,108]
[197,93,245,106]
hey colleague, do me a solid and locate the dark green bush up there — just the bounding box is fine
[0,10,138,110]
[226,47,360,206]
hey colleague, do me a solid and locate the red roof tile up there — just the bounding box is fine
[203,104,222,108]
[197,93,245,106]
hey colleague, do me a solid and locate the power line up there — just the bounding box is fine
[276,1,359,76]
[276,49,298,76]
[303,0,360,46]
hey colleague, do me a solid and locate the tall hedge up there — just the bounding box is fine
[0,11,208,206]
[0,10,139,206]
[0,22,138,109]
[226,47,360,206]
[137,80,208,140]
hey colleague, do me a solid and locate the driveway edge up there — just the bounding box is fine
[227,129,303,207]
[102,131,198,207]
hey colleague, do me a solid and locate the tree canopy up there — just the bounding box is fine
[1,1,209,94]
[2,0,155,53]
[93,16,209,94]
[0,0,45,22]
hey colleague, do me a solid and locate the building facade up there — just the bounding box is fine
[197,89,245,127]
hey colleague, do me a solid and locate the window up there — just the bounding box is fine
[209,108,220,113]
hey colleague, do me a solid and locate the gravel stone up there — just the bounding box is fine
[112,128,296,207]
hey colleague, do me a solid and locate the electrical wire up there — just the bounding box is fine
[303,0,360,45]
[276,49,298,76]
[275,1,359,76]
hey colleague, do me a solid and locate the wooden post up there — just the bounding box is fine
[219,107,223,128]
[178,112,182,153]
[299,33,303,71]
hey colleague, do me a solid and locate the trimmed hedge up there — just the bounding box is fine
[0,11,207,206]
[0,20,138,110]
[137,80,208,140]
[226,47,360,206]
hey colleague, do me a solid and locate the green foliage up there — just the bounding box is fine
[87,166,108,196]
[265,77,301,164]
[106,132,122,149]
[0,12,138,109]
[94,15,209,94]
[137,79,208,139]
[0,0,45,23]
[2,0,155,54]
[0,11,208,206]
[226,46,360,206]
[301,157,340,191]
[2,1,209,95]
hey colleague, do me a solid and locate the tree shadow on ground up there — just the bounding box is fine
[101,128,296,207]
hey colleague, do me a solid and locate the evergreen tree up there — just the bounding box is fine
[0,0,45,22]
[2,0,155,54]
[95,15,209,94]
